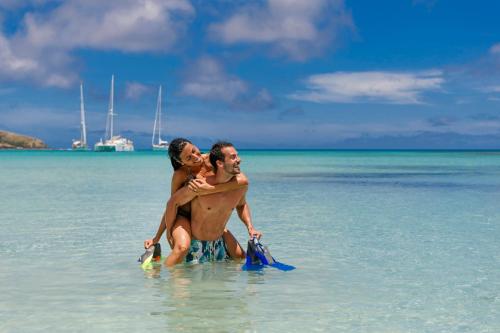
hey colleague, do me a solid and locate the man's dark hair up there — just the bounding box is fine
[209,141,234,171]
[168,138,192,170]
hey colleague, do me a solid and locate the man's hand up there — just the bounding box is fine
[248,227,262,240]
[144,239,155,249]
[188,178,215,195]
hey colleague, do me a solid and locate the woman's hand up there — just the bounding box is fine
[248,227,262,240]
[144,239,155,249]
[188,178,215,195]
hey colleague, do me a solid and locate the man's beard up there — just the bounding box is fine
[224,163,240,175]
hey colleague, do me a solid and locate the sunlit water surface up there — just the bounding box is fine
[1,150,500,332]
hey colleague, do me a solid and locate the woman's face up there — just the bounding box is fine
[179,143,203,167]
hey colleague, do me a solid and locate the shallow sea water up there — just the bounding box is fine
[1,150,500,332]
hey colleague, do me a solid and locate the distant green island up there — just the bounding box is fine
[0,130,48,149]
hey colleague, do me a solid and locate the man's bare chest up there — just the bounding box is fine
[194,190,243,213]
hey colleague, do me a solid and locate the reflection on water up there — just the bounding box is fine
[146,263,257,332]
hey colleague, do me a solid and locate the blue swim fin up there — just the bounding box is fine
[242,238,295,271]
[269,261,296,271]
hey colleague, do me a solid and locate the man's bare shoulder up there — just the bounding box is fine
[236,172,249,185]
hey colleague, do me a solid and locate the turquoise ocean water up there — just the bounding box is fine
[1,150,500,332]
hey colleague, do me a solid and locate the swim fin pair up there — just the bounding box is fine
[138,243,161,268]
[242,237,295,272]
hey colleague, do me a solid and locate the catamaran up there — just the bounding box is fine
[72,82,88,150]
[152,85,169,151]
[94,75,134,152]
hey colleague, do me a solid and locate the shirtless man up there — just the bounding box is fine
[161,141,262,266]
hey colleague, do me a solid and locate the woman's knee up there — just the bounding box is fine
[174,241,190,255]
[172,231,191,254]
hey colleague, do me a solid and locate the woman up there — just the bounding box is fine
[144,138,248,266]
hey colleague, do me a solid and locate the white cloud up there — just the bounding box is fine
[289,70,444,104]
[18,0,194,52]
[180,56,275,111]
[483,85,500,93]
[0,33,38,76]
[489,43,500,55]
[209,0,353,61]
[180,56,248,103]
[0,0,194,87]
[125,82,152,100]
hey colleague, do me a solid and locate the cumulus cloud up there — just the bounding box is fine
[289,70,444,104]
[489,43,500,55]
[231,88,275,111]
[180,56,274,111]
[482,85,500,93]
[209,0,354,61]
[0,33,38,78]
[17,0,194,52]
[447,43,500,90]
[125,82,153,100]
[181,56,248,102]
[0,0,194,87]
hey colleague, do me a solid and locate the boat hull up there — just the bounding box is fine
[94,144,116,152]
[72,141,88,151]
[94,136,134,152]
[152,144,169,151]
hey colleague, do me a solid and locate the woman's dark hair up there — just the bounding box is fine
[168,138,192,170]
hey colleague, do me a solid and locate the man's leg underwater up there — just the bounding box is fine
[164,216,192,267]
[222,229,245,260]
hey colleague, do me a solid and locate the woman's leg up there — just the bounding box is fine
[164,216,192,267]
[222,229,246,260]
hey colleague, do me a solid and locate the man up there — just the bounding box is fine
[148,141,261,266]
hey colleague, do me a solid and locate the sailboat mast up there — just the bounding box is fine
[109,75,114,140]
[152,86,158,146]
[80,82,87,145]
[158,85,162,144]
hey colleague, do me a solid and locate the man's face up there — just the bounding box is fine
[220,146,241,175]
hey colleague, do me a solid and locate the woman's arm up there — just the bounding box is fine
[171,169,188,195]
[144,214,166,248]
[188,173,249,196]
[143,170,189,248]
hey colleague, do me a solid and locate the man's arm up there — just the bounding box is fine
[236,192,262,239]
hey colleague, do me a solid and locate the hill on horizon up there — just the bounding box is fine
[0,130,48,149]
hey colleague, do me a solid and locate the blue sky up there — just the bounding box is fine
[0,0,500,149]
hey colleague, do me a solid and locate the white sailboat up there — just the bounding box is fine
[72,82,88,150]
[152,85,169,151]
[94,75,134,152]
